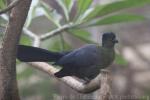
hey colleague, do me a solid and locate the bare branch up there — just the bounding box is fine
[28,62,111,94]
[0,0,23,15]
[98,70,112,100]
[23,28,41,47]
[33,37,41,47]
[23,28,38,39]
[40,23,75,40]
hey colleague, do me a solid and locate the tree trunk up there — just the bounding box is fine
[0,0,32,100]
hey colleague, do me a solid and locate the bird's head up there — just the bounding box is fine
[102,32,118,48]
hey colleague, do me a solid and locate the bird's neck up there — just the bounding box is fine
[102,44,115,49]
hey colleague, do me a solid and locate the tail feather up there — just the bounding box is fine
[17,45,67,62]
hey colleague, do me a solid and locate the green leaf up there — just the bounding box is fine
[68,29,95,43]
[47,35,72,52]
[77,0,93,16]
[25,0,40,27]
[19,35,32,45]
[90,14,145,26]
[85,0,150,21]
[25,7,36,27]
[83,5,103,21]
[76,7,94,23]
[63,0,74,12]
[56,0,69,21]
[0,0,6,9]
[41,2,62,27]
[115,54,128,65]
[63,0,71,8]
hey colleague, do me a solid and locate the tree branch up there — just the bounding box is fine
[23,28,41,47]
[40,23,75,40]
[0,0,22,15]
[98,70,112,100]
[28,62,112,94]
[0,0,32,99]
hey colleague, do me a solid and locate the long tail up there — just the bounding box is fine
[17,45,69,62]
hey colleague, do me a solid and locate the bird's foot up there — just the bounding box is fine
[83,77,91,84]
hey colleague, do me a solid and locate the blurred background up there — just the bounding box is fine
[0,0,150,100]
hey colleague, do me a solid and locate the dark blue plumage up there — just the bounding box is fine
[53,44,99,78]
[17,32,118,82]
[17,45,69,62]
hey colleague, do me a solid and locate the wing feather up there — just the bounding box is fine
[55,44,101,68]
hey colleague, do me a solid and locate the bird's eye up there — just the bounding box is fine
[111,37,115,41]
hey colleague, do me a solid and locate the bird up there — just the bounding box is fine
[17,32,118,82]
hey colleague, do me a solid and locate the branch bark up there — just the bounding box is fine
[0,0,32,100]
[29,62,112,95]
[98,70,112,100]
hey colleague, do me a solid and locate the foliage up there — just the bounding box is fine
[68,28,95,43]
[0,0,6,9]
[33,0,148,65]
[115,54,128,65]
[19,34,32,45]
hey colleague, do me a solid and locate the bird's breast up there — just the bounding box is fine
[97,48,115,68]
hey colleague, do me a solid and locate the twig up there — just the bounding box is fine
[23,28,37,39]
[0,0,23,15]
[28,62,111,94]
[23,28,41,47]
[40,23,75,40]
